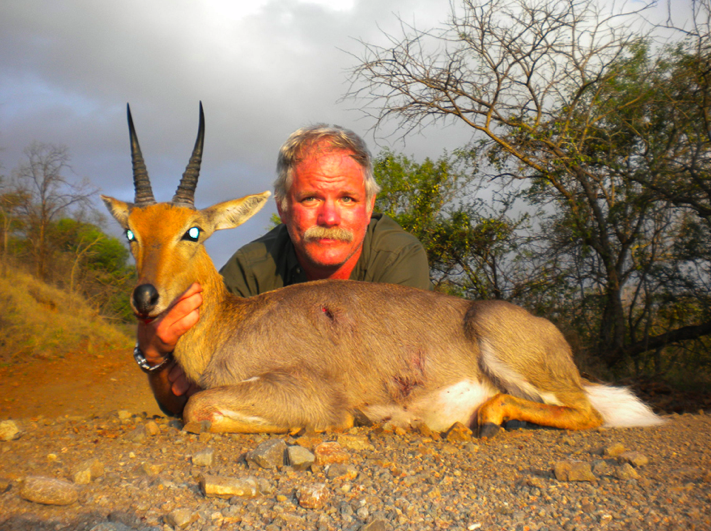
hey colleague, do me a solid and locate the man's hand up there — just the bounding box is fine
[136,282,203,397]
[167,361,201,398]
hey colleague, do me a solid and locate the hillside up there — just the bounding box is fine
[0,266,161,418]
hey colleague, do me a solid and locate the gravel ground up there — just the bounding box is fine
[1,410,710,531]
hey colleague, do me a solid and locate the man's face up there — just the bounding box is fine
[277,144,375,279]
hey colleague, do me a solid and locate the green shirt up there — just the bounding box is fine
[219,213,432,297]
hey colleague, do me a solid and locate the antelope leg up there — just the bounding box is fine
[183,369,352,433]
[476,393,603,438]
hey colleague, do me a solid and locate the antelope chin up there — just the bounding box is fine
[134,307,168,324]
[137,316,157,325]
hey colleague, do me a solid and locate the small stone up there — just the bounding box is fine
[0,420,20,441]
[616,462,640,480]
[246,439,287,469]
[374,423,395,434]
[416,424,441,440]
[117,410,132,420]
[592,459,613,476]
[294,433,324,450]
[600,514,613,525]
[444,422,473,442]
[127,425,146,443]
[361,519,389,531]
[463,442,479,454]
[183,420,211,434]
[201,475,259,498]
[427,487,442,499]
[73,468,92,485]
[297,482,329,509]
[88,458,105,478]
[73,458,104,485]
[144,420,160,436]
[314,442,349,465]
[166,508,199,528]
[257,478,276,495]
[521,475,546,490]
[168,419,183,430]
[287,445,315,470]
[141,462,165,476]
[357,506,370,519]
[393,425,407,436]
[619,451,649,467]
[192,448,214,467]
[326,463,359,481]
[603,443,626,457]
[20,476,79,505]
[554,460,596,482]
[89,523,134,531]
[107,511,142,529]
[337,434,375,451]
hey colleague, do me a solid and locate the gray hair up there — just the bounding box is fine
[273,124,380,211]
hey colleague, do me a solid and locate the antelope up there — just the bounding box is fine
[102,104,663,436]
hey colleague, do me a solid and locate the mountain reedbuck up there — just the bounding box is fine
[102,104,663,436]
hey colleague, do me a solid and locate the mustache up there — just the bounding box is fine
[304,226,354,242]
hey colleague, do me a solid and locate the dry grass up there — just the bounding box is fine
[0,266,133,366]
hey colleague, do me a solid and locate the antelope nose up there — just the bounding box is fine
[133,284,159,315]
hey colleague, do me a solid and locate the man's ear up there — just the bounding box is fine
[276,197,287,224]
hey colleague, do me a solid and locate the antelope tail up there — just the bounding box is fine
[585,383,664,428]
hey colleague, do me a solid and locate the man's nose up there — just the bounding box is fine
[317,199,340,227]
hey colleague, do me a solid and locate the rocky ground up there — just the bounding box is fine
[1,351,710,530]
[1,408,710,531]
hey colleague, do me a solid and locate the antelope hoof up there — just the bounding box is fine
[478,422,502,439]
[504,420,531,431]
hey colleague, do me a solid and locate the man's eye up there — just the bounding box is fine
[182,227,200,242]
[341,197,354,203]
[126,229,136,242]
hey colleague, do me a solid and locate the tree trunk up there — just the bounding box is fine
[598,282,627,368]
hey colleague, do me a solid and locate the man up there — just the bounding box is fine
[136,125,431,415]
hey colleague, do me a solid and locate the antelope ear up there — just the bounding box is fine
[101,195,131,228]
[203,191,271,231]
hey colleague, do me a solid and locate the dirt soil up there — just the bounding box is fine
[0,349,162,419]
[2,348,708,423]
[1,351,710,531]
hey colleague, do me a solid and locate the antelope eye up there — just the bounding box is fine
[126,229,136,242]
[183,227,200,242]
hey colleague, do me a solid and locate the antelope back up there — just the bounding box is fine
[101,104,269,319]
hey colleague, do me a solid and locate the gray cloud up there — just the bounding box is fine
[0,0,689,266]
[0,0,456,265]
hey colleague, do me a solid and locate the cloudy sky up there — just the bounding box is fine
[0,0,470,267]
[0,0,693,268]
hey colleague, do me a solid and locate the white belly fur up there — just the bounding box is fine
[361,379,497,432]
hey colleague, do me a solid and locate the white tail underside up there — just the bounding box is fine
[585,384,664,428]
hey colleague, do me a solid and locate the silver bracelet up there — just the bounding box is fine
[133,344,173,373]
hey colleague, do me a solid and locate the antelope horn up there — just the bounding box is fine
[127,104,156,206]
[172,102,205,207]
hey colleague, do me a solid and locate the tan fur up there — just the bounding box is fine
[102,189,662,436]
